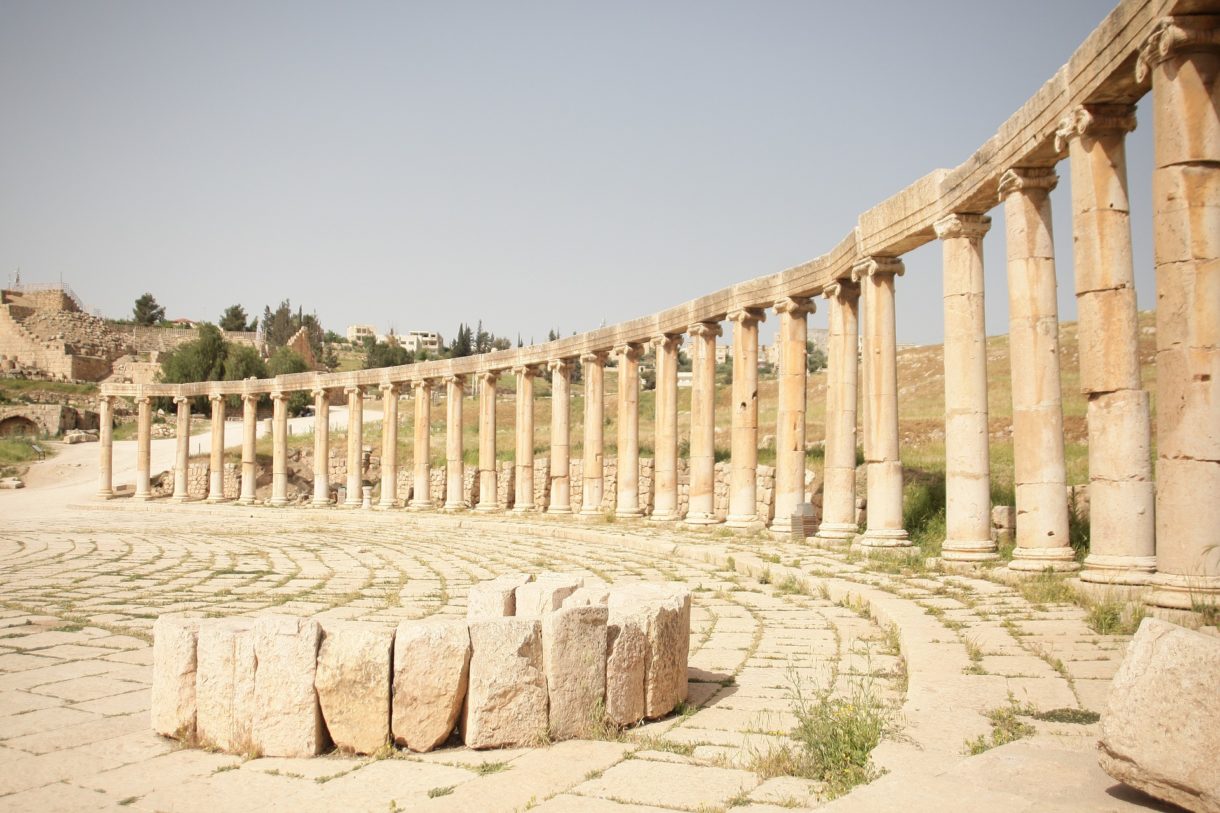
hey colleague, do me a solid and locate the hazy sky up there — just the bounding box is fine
[1,1,1150,347]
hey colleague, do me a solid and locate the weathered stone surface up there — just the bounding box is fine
[610,584,691,718]
[463,617,548,749]
[151,616,199,740]
[252,616,326,758]
[467,573,533,621]
[392,619,471,752]
[566,585,610,607]
[542,604,608,739]
[196,618,256,753]
[605,602,648,727]
[315,621,393,755]
[1099,618,1220,813]
[516,572,583,618]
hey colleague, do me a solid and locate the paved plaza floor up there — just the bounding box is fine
[0,438,1180,812]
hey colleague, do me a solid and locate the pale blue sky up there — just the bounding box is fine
[1,1,1149,347]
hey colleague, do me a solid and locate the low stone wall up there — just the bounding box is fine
[152,575,690,758]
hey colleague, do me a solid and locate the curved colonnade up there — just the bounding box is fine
[97,1,1220,614]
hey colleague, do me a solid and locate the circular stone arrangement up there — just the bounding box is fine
[151,573,691,757]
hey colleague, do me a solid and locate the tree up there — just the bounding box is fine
[218,304,256,332]
[159,323,269,410]
[133,293,165,326]
[806,341,827,373]
[449,323,473,358]
[547,329,560,342]
[267,347,310,414]
[364,341,413,369]
[222,343,267,382]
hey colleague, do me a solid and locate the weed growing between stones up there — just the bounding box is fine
[1084,595,1145,635]
[1030,707,1099,724]
[963,695,1036,755]
[1016,571,1077,607]
[774,574,809,596]
[426,785,454,798]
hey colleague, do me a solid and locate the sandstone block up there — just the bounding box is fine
[392,619,471,752]
[605,603,648,727]
[315,621,393,755]
[1099,618,1220,813]
[566,585,610,607]
[151,616,199,740]
[253,616,326,757]
[610,584,691,718]
[463,618,548,749]
[516,572,584,617]
[196,618,256,753]
[542,604,608,739]
[467,573,533,620]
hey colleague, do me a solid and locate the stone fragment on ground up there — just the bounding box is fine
[463,617,548,749]
[253,616,326,757]
[392,619,471,752]
[151,616,199,739]
[1099,617,1220,813]
[315,620,394,755]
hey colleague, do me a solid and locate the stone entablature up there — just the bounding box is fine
[151,576,690,757]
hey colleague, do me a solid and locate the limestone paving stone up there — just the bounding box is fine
[463,617,548,749]
[314,620,393,755]
[391,618,471,752]
[573,758,759,810]
[150,616,198,740]
[252,615,326,758]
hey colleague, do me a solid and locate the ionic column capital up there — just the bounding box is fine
[378,382,400,395]
[270,390,289,403]
[650,333,683,352]
[343,385,363,397]
[477,370,500,385]
[442,373,465,387]
[241,392,259,405]
[687,321,722,339]
[1054,103,1137,152]
[209,392,225,404]
[512,364,539,378]
[850,256,904,283]
[174,395,190,406]
[822,280,860,303]
[998,167,1058,201]
[1137,15,1220,82]
[612,343,644,362]
[310,387,331,399]
[546,358,574,374]
[580,350,609,366]
[726,307,767,327]
[933,213,992,241]
[411,378,433,394]
[135,395,152,406]
[99,394,115,407]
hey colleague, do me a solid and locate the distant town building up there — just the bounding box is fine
[400,330,443,354]
[346,324,376,343]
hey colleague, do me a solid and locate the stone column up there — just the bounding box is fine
[238,393,257,505]
[379,383,400,508]
[853,257,910,548]
[580,351,607,516]
[410,379,435,509]
[171,395,190,502]
[771,297,813,534]
[649,334,683,521]
[615,343,644,518]
[270,391,289,507]
[815,282,860,544]
[686,320,722,525]
[999,167,1075,570]
[726,308,765,528]
[513,365,537,513]
[443,375,466,511]
[206,393,226,502]
[311,388,331,506]
[97,395,114,498]
[1057,103,1157,584]
[547,359,573,513]
[344,386,364,507]
[475,371,500,512]
[134,395,152,501]
[1140,18,1220,609]
[935,213,997,562]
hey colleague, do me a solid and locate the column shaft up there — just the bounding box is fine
[134,396,152,501]
[815,282,860,544]
[855,257,910,547]
[1000,168,1075,570]
[97,396,114,498]
[444,376,465,510]
[580,352,606,515]
[207,395,226,502]
[379,384,399,508]
[344,387,363,506]
[615,345,643,517]
[238,394,257,504]
[649,335,683,521]
[270,393,289,506]
[726,309,765,528]
[772,298,812,534]
[476,372,499,511]
[1059,103,1157,583]
[410,380,435,509]
[935,214,997,561]
[171,396,190,501]
[686,321,722,525]
[547,360,573,513]
[1141,19,1220,608]
[312,389,331,505]
[513,367,537,512]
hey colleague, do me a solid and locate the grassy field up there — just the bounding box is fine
[0,437,56,478]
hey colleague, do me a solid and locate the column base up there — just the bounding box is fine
[408,501,435,511]
[813,523,856,546]
[855,529,911,549]
[545,505,572,515]
[615,508,644,519]
[311,498,332,508]
[343,498,363,508]
[1080,554,1156,586]
[942,539,1000,563]
[133,493,153,502]
[724,515,763,530]
[1009,546,1080,572]
[375,502,398,511]
[268,498,289,508]
[236,496,256,506]
[170,494,191,504]
[1146,573,1220,611]
[474,504,501,513]
[205,496,228,504]
[96,490,114,500]
[684,512,722,526]
[648,510,681,523]
[442,503,467,513]
[579,506,604,517]
[512,505,538,514]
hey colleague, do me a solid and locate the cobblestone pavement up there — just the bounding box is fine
[0,488,1172,812]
